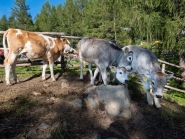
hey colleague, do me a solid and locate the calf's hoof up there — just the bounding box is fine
[52,79,56,82]
[41,78,46,81]
[14,80,20,84]
[148,101,153,106]
[6,83,12,86]
[155,104,161,109]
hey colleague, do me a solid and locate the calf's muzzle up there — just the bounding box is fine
[156,95,162,98]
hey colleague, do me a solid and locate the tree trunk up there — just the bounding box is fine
[179,54,185,87]
[114,16,116,41]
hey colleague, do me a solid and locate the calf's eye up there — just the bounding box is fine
[152,81,155,86]
[127,56,132,61]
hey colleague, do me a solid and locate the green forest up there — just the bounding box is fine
[0,0,185,56]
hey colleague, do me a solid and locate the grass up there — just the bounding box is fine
[51,127,65,138]
[0,95,37,117]
[0,63,72,79]
[13,95,37,116]
[164,91,185,106]
[0,66,43,78]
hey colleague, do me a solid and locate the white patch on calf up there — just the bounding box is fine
[47,51,52,58]
[64,44,71,53]
[20,41,32,54]
[20,41,39,58]
[11,52,17,62]
[15,29,22,36]
[25,41,32,50]
[40,34,52,48]
[50,39,55,49]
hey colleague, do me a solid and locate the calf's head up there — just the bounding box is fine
[145,72,173,98]
[115,67,130,84]
[57,38,76,54]
[118,47,133,71]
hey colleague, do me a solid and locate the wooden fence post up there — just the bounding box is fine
[60,55,66,74]
[162,63,165,73]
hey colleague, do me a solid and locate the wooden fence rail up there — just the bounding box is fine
[0,31,82,39]
[0,31,65,36]
[158,59,181,68]
[159,59,185,93]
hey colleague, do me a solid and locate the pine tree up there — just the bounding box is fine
[10,0,34,30]
[8,15,17,29]
[82,0,103,37]
[34,1,52,31]
[54,4,65,32]
[0,15,8,46]
[0,15,8,30]
[62,0,82,36]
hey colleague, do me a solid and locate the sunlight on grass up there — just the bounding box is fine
[164,91,185,107]
[0,65,63,78]
[0,60,82,78]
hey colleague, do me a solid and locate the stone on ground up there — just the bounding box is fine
[84,84,131,118]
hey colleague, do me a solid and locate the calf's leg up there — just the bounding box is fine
[154,96,161,108]
[11,56,19,83]
[49,62,56,81]
[4,52,18,85]
[88,63,94,85]
[5,63,11,85]
[91,67,100,85]
[80,59,84,79]
[141,79,153,106]
[42,61,48,81]
[48,57,56,81]
[99,66,107,85]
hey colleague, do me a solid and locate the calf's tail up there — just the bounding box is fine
[3,30,9,57]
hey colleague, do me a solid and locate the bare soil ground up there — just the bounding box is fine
[0,67,185,139]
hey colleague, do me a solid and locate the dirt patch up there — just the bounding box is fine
[0,69,185,139]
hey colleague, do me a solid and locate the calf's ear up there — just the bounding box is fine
[166,73,174,79]
[123,47,129,54]
[61,38,67,44]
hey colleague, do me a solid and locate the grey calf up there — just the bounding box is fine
[121,45,173,108]
[77,37,133,85]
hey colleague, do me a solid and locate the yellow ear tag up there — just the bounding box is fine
[131,73,136,77]
[142,76,147,82]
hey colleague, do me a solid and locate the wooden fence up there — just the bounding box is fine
[0,31,185,93]
[0,31,82,39]
[159,59,185,93]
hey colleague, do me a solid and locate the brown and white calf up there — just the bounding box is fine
[3,28,74,85]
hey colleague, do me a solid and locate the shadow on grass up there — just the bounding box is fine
[127,78,185,139]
